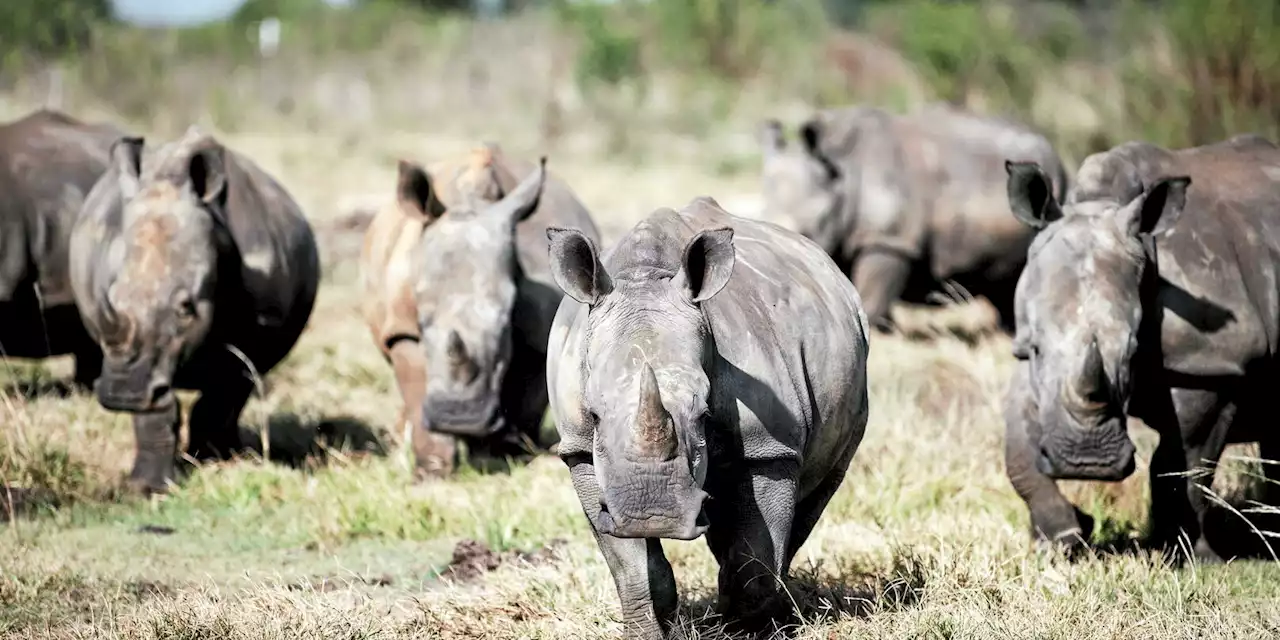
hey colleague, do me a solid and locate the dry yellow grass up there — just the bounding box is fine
[2,12,1279,638]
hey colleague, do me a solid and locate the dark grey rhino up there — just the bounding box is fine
[0,108,128,387]
[1003,134,1280,560]
[546,197,870,638]
[69,127,320,493]
[760,104,1068,332]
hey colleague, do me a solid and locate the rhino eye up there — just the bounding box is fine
[174,293,197,322]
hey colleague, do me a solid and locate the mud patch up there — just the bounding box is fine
[438,537,566,583]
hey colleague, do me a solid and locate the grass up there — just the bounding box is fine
[1,4,1279,637]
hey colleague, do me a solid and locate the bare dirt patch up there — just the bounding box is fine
[439,537,567,583]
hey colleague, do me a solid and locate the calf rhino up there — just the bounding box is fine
[1,108,128,387]
[69,128,320,493]
[546,197,870,638]
[359,144,601,476]
[760,104,1068,331]
[1003,134,1280,560]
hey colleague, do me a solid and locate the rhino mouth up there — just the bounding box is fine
[1036,441,1137,481]
[422,395,505,437]
[593,457,711,540]
[94,365,173,413]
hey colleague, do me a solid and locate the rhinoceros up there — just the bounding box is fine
[69,127,320,493]
[0,108,128,387]
[359,144,601,476]
[760,104,1068,332]
[1003,134,1280,560]
[545,197,870,637]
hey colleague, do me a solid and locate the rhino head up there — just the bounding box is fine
[94,134,232,413]
[548,218,736,540]
[399,154,547,437]
[759,119,843,254]
[1005,158,1191,481]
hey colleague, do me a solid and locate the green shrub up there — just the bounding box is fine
[0,0,110,60]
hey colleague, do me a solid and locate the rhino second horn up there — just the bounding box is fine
[634,363,678,461]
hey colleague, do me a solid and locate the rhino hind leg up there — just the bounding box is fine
[127,402,182,495]
[1146,390,1232,563]
[186,376,254,462]
[850,251,912,333]
[705,461,798,633]
[71,342,103,391]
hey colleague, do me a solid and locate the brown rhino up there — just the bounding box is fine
[359,144,601,475]
[760,104,1069,331]
[69,127,320,493]
[1004,134,1280,560]
[0,108,128,387]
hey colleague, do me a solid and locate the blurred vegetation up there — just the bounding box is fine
[0,0,1277,165]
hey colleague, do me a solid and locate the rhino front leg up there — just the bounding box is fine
[71,341,103,391]
[850,249,912,332]
[705,460,798,633]
[1004,364,1093,552]
[388,339,457,477]
[187,375,253,461]
[127,401,181,495]
[1147,389,1231,563]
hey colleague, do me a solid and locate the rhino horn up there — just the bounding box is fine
[634,363,678,461]
[446,330,478,384]
[1073,337,1109,406]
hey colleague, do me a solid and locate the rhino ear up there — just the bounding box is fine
[489,156,546,224]
[396,160,445,222]
[111,136,144,200]
[548,227,611,305]
[188,145,228,208]
[1127,176,1191,238]
[1006,160,1062,229]
[677,227,735,303]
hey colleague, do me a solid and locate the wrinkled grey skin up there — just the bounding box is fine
[404,151,601,466]
[1004,134,1280,561]
[0,109,128,387]
[546,197,870,638]
[69,128,320,493]
[760,104,1068,332]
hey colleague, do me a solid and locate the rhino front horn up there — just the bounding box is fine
[633,363,678,461]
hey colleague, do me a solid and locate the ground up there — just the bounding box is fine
[3,102,1280,639]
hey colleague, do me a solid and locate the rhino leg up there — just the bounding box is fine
[388,339,457,477]
[787,450,855,560]
[128,401,181,495]
[72,343,102,391]
[705,461,798,633]
[186,375,253,461]
[1146,389,1232,563]
[1004,364,1092,552]
[850,250,912,332]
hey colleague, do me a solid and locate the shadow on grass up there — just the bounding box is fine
[0,377,79,400]
[1063,499,1280,564]
[671,552,928,639]
[236,413,388,469]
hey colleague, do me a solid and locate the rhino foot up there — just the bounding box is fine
[412,430,458,481]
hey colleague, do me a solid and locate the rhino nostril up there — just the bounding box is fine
[150,383,171,405]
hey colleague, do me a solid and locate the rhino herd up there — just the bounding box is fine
[2,105,1279,638]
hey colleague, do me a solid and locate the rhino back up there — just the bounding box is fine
[0,109,124,304]
[1127,139,1280,375]
[610,199,869,491]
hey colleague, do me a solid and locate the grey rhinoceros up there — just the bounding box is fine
[1003,134,1280,560]
[69,127,320,493]
[0,108,129,387]
[760,104,1068,332]
[545,197,870,638]
[359,144,601,476]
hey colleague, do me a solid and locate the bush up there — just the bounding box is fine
[0,0,110,59]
